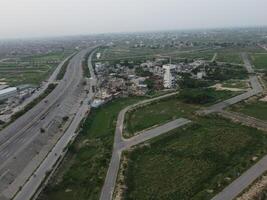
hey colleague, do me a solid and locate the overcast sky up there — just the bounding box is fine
[0,0,267,39]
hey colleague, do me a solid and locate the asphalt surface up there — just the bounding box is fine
[0,47,97,200]
[100,92,191,200]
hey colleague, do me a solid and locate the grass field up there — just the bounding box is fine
[216,52,243,64]
[229,99,267,121]
[122,116,267,200]
[124,97,199,137]
[250,53,267,70]
[39,97,144,200]
[221,79,248,89]
[0,51,72,86]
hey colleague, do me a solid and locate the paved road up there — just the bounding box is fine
[100,92,190,200]
[211,53,217,62]
[0,47,97,200]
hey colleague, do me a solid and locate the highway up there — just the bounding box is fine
[100,92,191,200]
[0,47,97,200]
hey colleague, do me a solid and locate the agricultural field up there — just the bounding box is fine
[122,116,267,200]
[229,98,267,121]
[124,97,199,137]
[250,53,267,70]
[0,51,72,86]
[38,97,144,200]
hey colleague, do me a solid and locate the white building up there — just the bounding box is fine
[0,87,17,101]
[163,64,176,88]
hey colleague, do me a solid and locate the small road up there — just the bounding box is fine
[100,92,191,200]
[241,52,254,74]
[219,110,267,132]
[211,53,217,62]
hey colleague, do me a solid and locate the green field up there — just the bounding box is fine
[39,97,144,200]
[221,79,248,89]
[0,51,72,86]
[124,97,199,137]
[216,52,243,64]
[122,116,267,200]
[229,99,267,121]
[250,53,267,69]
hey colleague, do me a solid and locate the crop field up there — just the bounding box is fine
[229,99,267,121]
[250,53,267,70]
[124,97,199,137]
[39,97,145,200]
[122,116,267,200]
[0,51,72,86]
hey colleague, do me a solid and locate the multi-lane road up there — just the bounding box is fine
[0,47,97,200]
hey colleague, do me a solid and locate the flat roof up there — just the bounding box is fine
[0,87,17,96]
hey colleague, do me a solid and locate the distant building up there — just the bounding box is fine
[163,64,176,88]
[0,87,17,101]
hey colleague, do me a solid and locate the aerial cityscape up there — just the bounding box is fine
[1,0,267,200]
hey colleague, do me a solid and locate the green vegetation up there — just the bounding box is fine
[179,88,238,105]
[11,83,57,122]
[216,52,242,64]
[250,53,267,70]
[82,52,91,78]
[123,116,267,200]
[40,97,144,200]
[124,97,198,137]
[221,79,248,89]
[230,99,267,121]
[56,54,75,80]
[0,51,73,86]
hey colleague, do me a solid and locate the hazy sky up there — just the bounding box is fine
[0,0,267,39]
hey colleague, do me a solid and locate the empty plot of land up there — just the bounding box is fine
[229,99,267,121]
[124,97,198,138]
[250,53,267,70]
[122,116,267,200]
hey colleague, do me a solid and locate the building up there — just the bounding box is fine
[0,87,17,101]
[163,64,176,88]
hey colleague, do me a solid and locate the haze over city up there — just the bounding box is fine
[1,0,267,39]
[2,1,267,200]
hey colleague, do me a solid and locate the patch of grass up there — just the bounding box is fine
[216,52,242,64]
[124,97,198,137]
[179,88,239,105]
[250,53,267,70]
[123,116,267,200]
[56,54,75,80]
[221,79,248,89]
[39,97,145,200]
[229,99,267,121]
